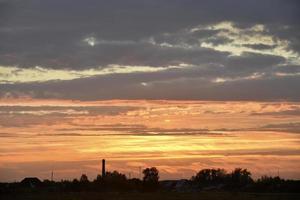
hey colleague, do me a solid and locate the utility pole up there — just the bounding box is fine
[51,170,54,182]
[139,166,142,180]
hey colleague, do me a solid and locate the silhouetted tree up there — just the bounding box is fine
[80,174,89,183]
[105,171,126,181]
[211,168,227,183]
[143,167,159,191]
[105,171,127,188]
[192,169,211,183]
[192,168,227,185]
[72,178,79,184]
[254,176,284,192]
[70,178,80,191]
[95,174,102,181]
[128,178,143,191]
[94,174,103,184]
[2,167,300,194]
[230,168,253,187]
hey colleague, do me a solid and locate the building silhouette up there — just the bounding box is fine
[102,159,106,177]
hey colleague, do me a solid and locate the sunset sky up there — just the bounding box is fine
[0,0,300,182]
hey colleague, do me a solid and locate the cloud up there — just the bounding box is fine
[1,100,300,181]
[199,23,299,67]
[0,64,185,84]
[0,104,140,127]
[253,109,300,116]
[0,105,138,116]
[243,44,278,50]
[260,122,300,133]
[0,0,299,100]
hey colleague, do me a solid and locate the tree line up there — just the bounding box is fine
[1,167,299,194]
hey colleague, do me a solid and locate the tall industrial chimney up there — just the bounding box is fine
[102,159,106,177]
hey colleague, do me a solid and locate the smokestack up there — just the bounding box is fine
[102,159,106,177]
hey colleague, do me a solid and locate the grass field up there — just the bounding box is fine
[1,191,300,200]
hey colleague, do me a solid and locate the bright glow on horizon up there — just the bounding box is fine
[0,99,299,181]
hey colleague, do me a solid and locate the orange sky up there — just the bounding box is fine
[0,99,300,182]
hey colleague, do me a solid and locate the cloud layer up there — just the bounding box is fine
[0,0,300,100]
[1,100,300,181]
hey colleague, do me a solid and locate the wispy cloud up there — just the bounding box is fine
[0,64,185,84]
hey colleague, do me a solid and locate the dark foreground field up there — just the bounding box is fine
[1,191,300,200]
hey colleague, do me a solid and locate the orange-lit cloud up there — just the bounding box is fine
[0,99,300,181]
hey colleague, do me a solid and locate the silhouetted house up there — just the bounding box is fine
[21,177,42,188]
[160,179,192,192]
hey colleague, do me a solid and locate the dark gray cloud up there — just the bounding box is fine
[252,109,300,116]
[1,68,300,100]
[0,105,139,115]
[225,53,285,73]
[0,0,299,68]
[242,44,278,50]
[0,0,299,100]
[0,105,140,127]
[260,122,300,133]
[275,65,300,74]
